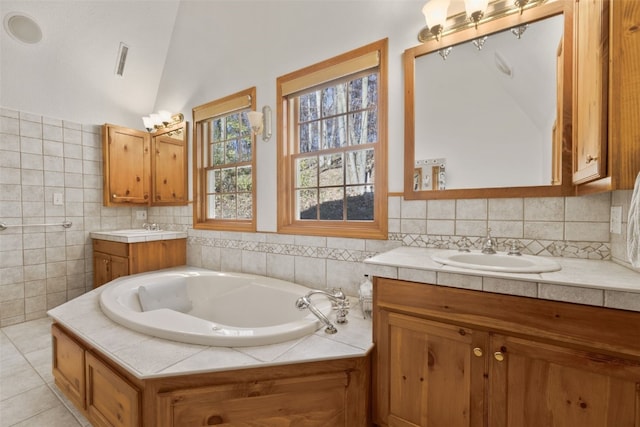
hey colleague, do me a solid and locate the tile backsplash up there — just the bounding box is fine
[1,107,637,327]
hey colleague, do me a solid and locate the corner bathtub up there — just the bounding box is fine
[99,269,333,347]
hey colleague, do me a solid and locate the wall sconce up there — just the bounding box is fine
[465,0,489,28]
[418,0,543,43]
[247,105,272,142]
[422,0,450,41]
[142,111,184,132]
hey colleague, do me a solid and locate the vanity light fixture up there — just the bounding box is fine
[142,111,184,132]
[247,105,272,142]
[417,0,545,43]
[465,0,489,28]
[510,24,528,39]
[422,0,450,41]
[472,36,488,50]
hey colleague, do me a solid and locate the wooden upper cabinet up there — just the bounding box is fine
[103,124,150,206]
[573,0,609,185]
[151,122,188,205]
[102,122,188,207]
[574,0,640,192]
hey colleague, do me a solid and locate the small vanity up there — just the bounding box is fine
[90,229,187,288]
[365,247,640,426]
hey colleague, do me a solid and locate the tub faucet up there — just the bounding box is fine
[295,288,349,334]
[482,228,497,254]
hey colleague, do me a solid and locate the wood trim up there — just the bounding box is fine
[192,87,258,232]
[276,39,388,240]
[403,1,575,200]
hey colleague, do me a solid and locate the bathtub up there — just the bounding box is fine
[99,269,333,347]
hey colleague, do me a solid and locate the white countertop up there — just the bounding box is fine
[90,229,188,243]
[364,247,640,312]
[47,282,372,380]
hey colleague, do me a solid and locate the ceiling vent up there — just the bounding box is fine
[114,42,129,77]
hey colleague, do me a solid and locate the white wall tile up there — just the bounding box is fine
[524,197,564,221]
[489,198,523,220]
[565,192,611,222]
[456,199,487,220]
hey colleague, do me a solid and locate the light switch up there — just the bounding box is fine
[53,192,64,206]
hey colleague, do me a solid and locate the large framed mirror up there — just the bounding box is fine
[404,0,574,200]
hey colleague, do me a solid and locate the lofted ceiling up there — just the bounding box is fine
[0,0,180,128]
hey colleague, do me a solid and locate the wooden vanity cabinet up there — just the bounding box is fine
[52,324,86,411]
[373,277,640,427]
[573,0,640,191]
[102,122,188,207]
[92,238,186,288]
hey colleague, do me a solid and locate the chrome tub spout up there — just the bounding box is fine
[295,288,349,334]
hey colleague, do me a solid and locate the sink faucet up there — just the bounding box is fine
[142,223,159,231]
[295,288,349,334]
[482,228,497,254]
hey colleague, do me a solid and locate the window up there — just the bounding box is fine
[277,39,388,239]
[193,88,257,231]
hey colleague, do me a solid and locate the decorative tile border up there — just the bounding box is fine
[188,236,378,263]
[186,232,610,262]
[388,233,610,260]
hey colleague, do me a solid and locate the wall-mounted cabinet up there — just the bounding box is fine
[373,277,640,426]
[102,122,188,207]
[573,0,640,192]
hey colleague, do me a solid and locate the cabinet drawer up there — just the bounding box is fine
[93,239,129,257]
[86,352,140,427]
[52,324,85,410]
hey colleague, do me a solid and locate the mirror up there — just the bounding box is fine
[404,0,574,199]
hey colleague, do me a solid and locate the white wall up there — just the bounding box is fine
[153,0,425,232]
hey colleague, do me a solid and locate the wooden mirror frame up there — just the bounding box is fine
[404,0,574,200]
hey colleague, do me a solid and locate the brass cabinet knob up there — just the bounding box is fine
[473,347,483,357]
[494,351,505,362]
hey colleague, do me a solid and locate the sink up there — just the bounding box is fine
[431,251,561,273]
[109,229,163,235]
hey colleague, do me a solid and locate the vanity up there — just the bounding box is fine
[90,230,187,288]
[365,247,640,427]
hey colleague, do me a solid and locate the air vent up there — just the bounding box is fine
[115,42,129,77]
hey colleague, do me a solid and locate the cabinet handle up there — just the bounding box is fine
[473,347,483,357]
[494,351,505,362]
[586,155,598,163]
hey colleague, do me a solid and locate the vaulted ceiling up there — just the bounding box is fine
[1,0,180,128]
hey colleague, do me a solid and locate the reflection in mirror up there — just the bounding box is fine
[405,1,574,199]
[415,15,562,190]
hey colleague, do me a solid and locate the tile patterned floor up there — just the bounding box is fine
[0,317,90,427]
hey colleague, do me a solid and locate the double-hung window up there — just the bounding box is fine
[193,88,257,231]
[277,39,388,239]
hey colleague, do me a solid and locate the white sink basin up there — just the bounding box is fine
[431,251,561,273]
[109,229,163,235]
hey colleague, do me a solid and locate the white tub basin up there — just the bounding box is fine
[99,269,333,347]
[432,250,561,273]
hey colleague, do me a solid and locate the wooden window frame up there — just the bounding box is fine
[276,39,388,240]
[192,87,257,232]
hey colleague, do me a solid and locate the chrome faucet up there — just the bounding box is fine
[295,288,349,334]
[481,228,497,254]
[142,222,159,231]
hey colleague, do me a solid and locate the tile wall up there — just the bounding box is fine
[0,108,147,327]
[1,107,637,326]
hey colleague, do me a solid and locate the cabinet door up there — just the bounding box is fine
[156,372,351,427]
[103,124,150,205]
[488,334,640,427]
[93,252,112,288]
[86,352,140,427]
[109,255,129,282]
[380,311,486,427]
[572,0,609,184]
[52,324,85,410]
[129,239,186,274]
[151,123,188,206]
